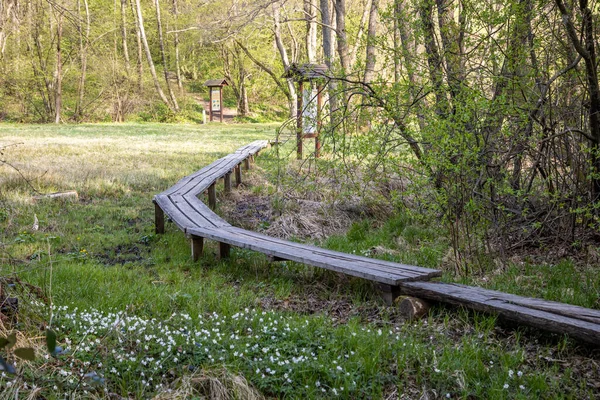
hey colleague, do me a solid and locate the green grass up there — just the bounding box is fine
[0,123,598,399]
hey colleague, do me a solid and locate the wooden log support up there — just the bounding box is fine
[191,235,204,262]
[218,242,231,259]
[243,157,250,170]
[224,172,232,194]
[154,201,165,234]
[378,283,401,306]
[398,296,430,321]
[207,183,217,209]
[234,165,242,186]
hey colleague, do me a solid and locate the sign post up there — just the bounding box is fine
[204,78,228,123]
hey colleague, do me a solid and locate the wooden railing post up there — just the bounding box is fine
[235,165,242,186]
[154,201,165,234]
[378,284,401,306]
[207,183,217,209]
[191,235,204,262]
[224,172,232,194]
[243,157,250,170]
[219,242,231,259]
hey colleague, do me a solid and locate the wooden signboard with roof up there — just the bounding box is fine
[204,78,228,123]
[283,64,329,159]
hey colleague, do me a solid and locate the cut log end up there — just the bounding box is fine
[397,296,430,321]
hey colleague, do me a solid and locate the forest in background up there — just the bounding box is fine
[2,0,600,270]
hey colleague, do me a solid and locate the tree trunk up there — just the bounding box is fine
[154,0,179,111]
[54,9,62,124]
[75,0,90,120]
[334,0,349,73]
[130,0,143,91]
[304,0,317,63]
[134,0,173,111]
[121,0,131,73]
[273,3,297,118]
[363,0,378,84]
[172,0,183,93]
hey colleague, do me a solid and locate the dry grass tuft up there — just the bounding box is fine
[153,368,264,400]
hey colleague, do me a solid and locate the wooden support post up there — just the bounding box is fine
[191,235,204,262]
[297,81,304,160]
[378,283,401,306]
[243,157,250,170]
[154,202,165,234]
[218,242,231,259]
[316,85,323,158]
[209,88,214,122]
[224,172,232,194]
[207,183,217,209]
[219,87,223,123]
[235,165,242,186]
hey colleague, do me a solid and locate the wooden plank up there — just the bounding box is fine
[170,195,231,228]
[226,227,441,279]
[154,200,165,234]
[191,235,204,261]
[207,183,217,209]
[399,281,600,345]
[187,226,438,284]
[154,195,198,232]
[159,140,267,197]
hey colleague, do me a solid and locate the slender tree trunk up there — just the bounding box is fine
[75,0,90,120]
[350,0,371,68]
[121,0,131,73]
[154,0,179,111]
[363,0,378,83]
[134,0,173,111]
[54,9,62,123]
[334,0,349,73]
[419,0,447,116]
[130,0,143,91]
[172,0,183,93]
[273,3,297,118]
[304,0,317,63]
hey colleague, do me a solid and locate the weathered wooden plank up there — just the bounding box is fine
[399,281,600,345]
[226,227,441,279]
[170,195,231,228]
[187,226,438,284]
[153,195,198,232]
[154,201,165,234]
[159,140,268,197]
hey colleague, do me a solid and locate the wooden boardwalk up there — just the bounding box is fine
[154,141,600,345]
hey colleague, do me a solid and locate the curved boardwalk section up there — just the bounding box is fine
[154,141,600,345]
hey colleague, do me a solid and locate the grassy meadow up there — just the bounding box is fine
[0,124,598,399]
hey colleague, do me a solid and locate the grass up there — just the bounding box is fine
[0,123,599,399]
